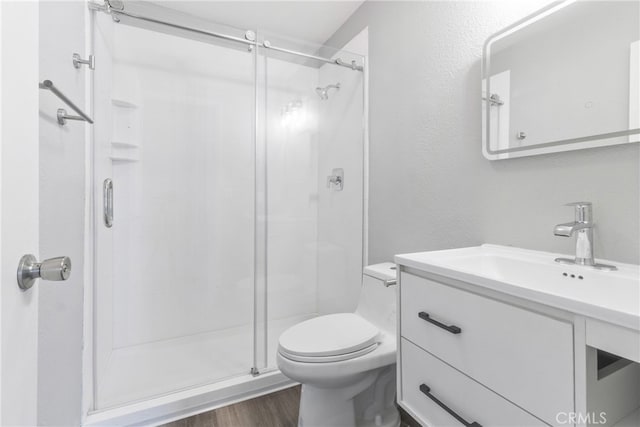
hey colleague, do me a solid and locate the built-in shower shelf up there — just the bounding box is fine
[111,99,139,109]
[112,141,139,149]
[111,143,140,162]
[110,156,139,163]
[112,99,140,151]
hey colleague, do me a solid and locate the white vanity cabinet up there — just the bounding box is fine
[395,245,640,427]
[399,273,572,426]
[400,338,548,427]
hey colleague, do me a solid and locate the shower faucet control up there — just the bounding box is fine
[327,168,344,191]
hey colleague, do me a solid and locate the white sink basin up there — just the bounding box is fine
[395,244,640,330]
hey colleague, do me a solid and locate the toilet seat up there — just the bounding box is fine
[278,313,380,363]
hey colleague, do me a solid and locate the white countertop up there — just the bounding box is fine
[395,244,640,331]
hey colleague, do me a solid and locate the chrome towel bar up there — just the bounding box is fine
[39,80,94,125]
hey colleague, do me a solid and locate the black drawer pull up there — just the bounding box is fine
[418,311,461,334]
[419,384,482,427]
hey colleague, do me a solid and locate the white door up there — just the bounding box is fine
[0,1,40,425]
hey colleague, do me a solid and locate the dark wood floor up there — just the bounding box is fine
[162,386,301,427]
[161,385,420,427]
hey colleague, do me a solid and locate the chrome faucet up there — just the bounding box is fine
[553,202,616,271]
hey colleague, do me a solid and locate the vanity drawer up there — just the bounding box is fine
[400,338,547,427]
[400,272,574,425]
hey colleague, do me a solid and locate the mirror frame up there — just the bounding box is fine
[482,0,640,160]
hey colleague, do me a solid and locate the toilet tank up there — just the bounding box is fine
[355,263,397,336]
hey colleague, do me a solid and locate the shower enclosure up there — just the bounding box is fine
[89,1,365,415]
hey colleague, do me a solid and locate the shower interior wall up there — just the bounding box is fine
[93,11,365,410]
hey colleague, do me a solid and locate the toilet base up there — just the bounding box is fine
[297,366,400,427]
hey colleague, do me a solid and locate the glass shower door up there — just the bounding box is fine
[91,3,366,409]
[256,32,366,371]
[93,10,257,409]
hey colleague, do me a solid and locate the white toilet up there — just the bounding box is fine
[277,263,400,427]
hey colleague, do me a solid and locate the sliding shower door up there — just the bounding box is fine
[92,3,366,411]
[93,11,257,409]
[257,33,366,371]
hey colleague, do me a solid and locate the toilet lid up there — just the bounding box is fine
[278,313,380,359]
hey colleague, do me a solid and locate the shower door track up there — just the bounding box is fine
[87,1,364,71]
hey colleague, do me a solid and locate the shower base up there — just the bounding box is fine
[85,314,312,426]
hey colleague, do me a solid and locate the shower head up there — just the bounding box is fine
[315,83,341,100]
[315,88,328,100]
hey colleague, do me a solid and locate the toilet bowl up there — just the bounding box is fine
[277,263,400,427]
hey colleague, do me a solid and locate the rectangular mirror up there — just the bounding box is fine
[482,0,640,160]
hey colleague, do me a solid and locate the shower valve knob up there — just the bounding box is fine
[327,175,342,187]
[326,168,344,191]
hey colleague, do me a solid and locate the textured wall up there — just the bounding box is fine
[325,1,640,264]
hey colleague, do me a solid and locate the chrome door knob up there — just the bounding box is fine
[17,254,72,290]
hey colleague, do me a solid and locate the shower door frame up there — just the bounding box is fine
[82,4,369,425]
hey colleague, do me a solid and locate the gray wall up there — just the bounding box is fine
[325,1,640,264]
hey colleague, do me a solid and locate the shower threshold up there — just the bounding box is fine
[84,369,294,426]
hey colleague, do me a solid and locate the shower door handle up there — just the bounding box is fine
[104,178,113,228]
